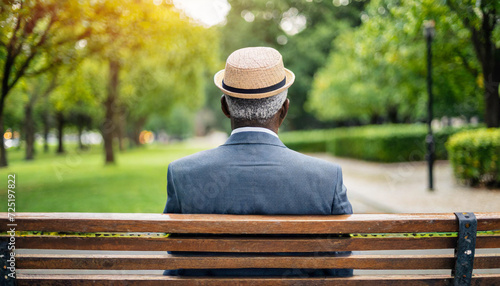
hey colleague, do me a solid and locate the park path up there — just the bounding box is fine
[310,153,500,214]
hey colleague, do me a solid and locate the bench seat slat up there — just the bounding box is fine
[3,212,499,233]
[9,235,500,252]
[17,253,500,270]
[14,274,500,286]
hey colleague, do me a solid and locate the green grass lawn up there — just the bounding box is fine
[0,144,205,213]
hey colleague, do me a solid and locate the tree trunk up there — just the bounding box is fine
[24,103,35,160]
[102,60,120,164]
[130,117,147,147]
[369,114,382,125]
[449,2,500,127]
[483,61,500,127]
[42,110,50,153]
[478,40,500,127]
[41,80,56,153]
[56,112,65,154]
[116,105,126,152]
[387,106,399,123]
[77,124,84,151]
[471,9,500,127]
[117,130,124,151]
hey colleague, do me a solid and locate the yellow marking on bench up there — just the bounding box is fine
[3,230,499,238]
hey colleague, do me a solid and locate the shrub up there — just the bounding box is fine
[328,125,429,162]
[281,124,477,162]
[279,129,336,153]
[446,128,500,187]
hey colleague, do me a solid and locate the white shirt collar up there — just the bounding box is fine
[231,127,279,138]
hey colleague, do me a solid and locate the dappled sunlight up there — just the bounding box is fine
[3,130,12,140]
[139,130,155,144]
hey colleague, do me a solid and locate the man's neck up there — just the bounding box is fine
[231,121,279,134]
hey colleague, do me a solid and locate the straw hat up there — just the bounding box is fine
[214,47,295,99]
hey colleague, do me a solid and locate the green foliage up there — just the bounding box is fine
[46,2,218,149]
[212,0,366,131]
[328,125,429,162]
[3,85,24,130]
[446,128,500,187]
[276,0,366,130]
[145,106,195,140]
[0,0,98,165]
[308,0,483,124]
[280,129,336,153]
[281,124,477,162]
[120,25,219,124]
[51,60,103,112]
[99,2,219,140]
[0,0,94,95]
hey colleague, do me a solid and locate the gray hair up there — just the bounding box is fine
[224,90,288,123]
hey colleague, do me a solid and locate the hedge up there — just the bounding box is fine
[279,129,335,153]
[446,128,500,187]
[281,124,477,162]
[328,125,426,162]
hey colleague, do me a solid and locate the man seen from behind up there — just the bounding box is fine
[163,46,353,277]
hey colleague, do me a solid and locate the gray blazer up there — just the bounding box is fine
[164,131,352,215]
[163,131,353,277]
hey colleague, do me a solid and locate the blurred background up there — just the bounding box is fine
[0,0,499,213]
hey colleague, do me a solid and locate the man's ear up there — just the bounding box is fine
[221,95,231,119]
[279,98,290,121]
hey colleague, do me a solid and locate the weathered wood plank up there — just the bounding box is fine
[14,274,500,286]
[1,212,500,233]
[8,235,500,251]
[16,253,500,270]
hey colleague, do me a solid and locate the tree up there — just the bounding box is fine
[308,0,484,124]
[21,72,57,159]
[120,27,218,146]
[49,58,104,154]
[2,86,23,147]
[446,1,500,127]
[280,0,366,129]
[0,0,92,166]
[82,0,218,164]
[213,0,367,130]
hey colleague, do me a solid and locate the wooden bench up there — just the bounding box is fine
[1,212,499,285]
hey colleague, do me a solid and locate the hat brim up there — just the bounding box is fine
[214,68,295,99]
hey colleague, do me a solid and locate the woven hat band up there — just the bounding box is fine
[222,77,286,95]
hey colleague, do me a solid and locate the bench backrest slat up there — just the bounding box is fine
[10,235,500,252]
[2,212,500,284]
[17,253,500,270]
[3,212,500,233]
[14,273,500,285]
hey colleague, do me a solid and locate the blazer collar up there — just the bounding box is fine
[223,131,287,148]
